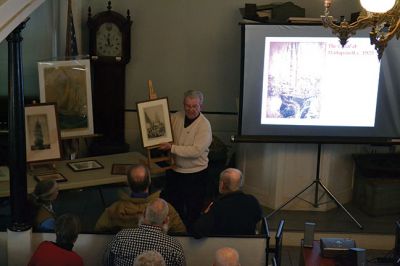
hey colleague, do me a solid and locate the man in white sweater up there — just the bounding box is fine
[159,90,212,230]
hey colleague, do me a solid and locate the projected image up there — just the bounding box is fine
[265,42,324,120]
[261,37,381,127]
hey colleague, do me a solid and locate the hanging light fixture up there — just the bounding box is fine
[321,0,400,59]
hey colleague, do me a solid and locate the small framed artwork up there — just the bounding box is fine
[34,172,67,183]
[67,160,104,172]
[111,164,134,175]
[38,59,94,138]
[28,162,57,175]
[25,103,62,163]
[137,97,173,148]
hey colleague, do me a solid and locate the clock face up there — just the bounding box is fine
[96,23,122,57]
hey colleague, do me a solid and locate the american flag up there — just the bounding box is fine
[65,0,78,57]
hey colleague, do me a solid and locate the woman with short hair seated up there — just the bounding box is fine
[28,180,59,231]
[28,214,83,266]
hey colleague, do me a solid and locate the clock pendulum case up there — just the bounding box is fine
[87,1,132,150]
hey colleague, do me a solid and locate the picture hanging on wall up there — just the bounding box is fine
[24,103,62,163]
[38,59,94,138]
[137,97,173,148]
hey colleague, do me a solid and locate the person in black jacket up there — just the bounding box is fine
[193,168,262,238]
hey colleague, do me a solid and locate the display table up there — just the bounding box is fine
[0,152,157,197]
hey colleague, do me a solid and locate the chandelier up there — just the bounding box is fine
[321,0,400,59]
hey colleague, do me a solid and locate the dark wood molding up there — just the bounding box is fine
[7,19,32,231]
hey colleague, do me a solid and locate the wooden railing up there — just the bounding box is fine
[0,0,46,42]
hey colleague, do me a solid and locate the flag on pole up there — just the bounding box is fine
[65,0,78,57]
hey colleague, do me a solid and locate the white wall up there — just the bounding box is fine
[81,0,361,113]
[79,0,362,147]
[0,0,368,212]
[0,0,55,98]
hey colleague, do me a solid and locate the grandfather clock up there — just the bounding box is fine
[87,1,132,153]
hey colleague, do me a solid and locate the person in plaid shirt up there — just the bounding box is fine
[103,198,186,266]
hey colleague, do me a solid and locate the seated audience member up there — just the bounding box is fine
[95,164,185,233]
[28,214,83,266]
[193,168,262,237]
[103,198,186,266]
[213,247,241,266]
[28,179,59,231]
[133,250,166,266]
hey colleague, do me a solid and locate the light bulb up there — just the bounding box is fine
[360,0,396,13]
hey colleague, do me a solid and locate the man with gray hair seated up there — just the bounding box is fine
[133,250,166,266]
[104,198,186,266]
[193,168,262,238]
[213,247,241,266]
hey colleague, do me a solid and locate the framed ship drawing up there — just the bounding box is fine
[25,103,62,163]
[38,59,94,138]
[137,98,173,148]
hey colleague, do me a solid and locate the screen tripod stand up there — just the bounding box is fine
[266,143,363,229]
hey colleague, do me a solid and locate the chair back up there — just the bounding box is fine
[261,217,271,266]
[271,256,277,266]
[274,219,285,266]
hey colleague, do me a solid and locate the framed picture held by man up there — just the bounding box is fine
[137,97,173,148]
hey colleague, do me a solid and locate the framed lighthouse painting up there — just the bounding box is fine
[24,103,62,163]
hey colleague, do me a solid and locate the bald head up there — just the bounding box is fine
[127,164,151,193]
[219,168,243,194]
[213,247,240,266]
[144,198,169,226]
[133,250,166,266]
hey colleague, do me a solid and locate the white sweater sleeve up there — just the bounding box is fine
[171,119,212,158]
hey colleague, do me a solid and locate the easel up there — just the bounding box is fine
[141,80,175,174]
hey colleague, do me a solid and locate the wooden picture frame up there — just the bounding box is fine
[38,59,94,138]
[34,172,67,183]
[137,97,173,148]
[67,160,103,172]
[25,103,62,163]
[111,163,134,175]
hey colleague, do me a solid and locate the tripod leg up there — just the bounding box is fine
[317,181,363,229]
[266,181,316,219]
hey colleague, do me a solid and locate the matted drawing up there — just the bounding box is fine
[25,103,61,163]
[67,160,103,172]
[38,59,93,138]
[137,98,173,148]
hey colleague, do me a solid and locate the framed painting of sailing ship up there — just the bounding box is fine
[137,98,173,148]
[38,59,94,138]
[25,103,62,163]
